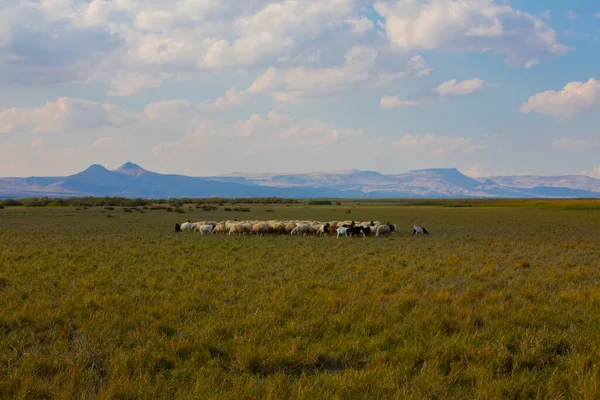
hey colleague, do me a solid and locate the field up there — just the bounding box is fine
[1,200,600,399]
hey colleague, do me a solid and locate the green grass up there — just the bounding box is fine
[1,202,600,399]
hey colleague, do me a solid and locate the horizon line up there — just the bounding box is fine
[0,162,598,180]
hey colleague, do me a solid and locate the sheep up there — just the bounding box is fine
[412,226,429,236]
[336,227,350,238]
[284,222,297,234]
[191,222,205,232]
[291,224,314,236]
[199,225,213,235]
[240,223,253,235]
[174,218,395,238]
[252,222,271,235]
[316,223,330,236]
[349,225,363,237]
[225,220,239,231]
[360,226,372,237]
[269,221,286,234]
[387,222,397,233]
[375,225,391,237]
[228,223,242,236]
[212,223,227,234]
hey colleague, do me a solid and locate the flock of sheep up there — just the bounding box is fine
[175,220,430,238]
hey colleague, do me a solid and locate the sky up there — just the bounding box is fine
[0,0,599,178]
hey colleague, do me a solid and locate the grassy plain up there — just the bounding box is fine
[1,200,600,399]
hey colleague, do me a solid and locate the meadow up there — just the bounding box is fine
[1,200,600,399]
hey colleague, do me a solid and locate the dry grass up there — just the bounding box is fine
[1,202,599,399]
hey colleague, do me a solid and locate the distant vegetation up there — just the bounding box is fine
[308,200,333,205]
[1,203,599,398]
[2,197,600,210]
[0,197,299,208]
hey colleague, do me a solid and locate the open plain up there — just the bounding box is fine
[1,200,600,399]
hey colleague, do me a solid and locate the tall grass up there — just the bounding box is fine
[1,203,599,398]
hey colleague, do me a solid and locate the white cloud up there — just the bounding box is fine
[566,10,580,20]
[248,47,433,101]
[0,0,569,98]
[434,77,490,96]
[62,146,77,157]
[406,55,433,77]
[374,54,431,86]
[0,1,122,85]
[383,75,489,108]
[520,78,600,118]
[152,110,364,162]
[591,167,600,179]
[109,72,168,97]
[0,98,133,134]
[374,0,568,67]
[380,96,420,108]
[202,88,247,108]
[0,93,390,176]
[31,137,44,148]
[465,163,492,178]
[93,136,122,149]
[552,138,600,149]
[199,0,355,69]
[393,133,486,154]
[247,46,378,101]
[1,0,365,93]
[346,17,375,34]
[141,88,246,121]
[142,100,197,123]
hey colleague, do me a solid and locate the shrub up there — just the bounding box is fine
[1,199,22,207]
[308,200,333,205]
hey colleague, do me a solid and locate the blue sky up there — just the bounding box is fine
[0,0,599,178]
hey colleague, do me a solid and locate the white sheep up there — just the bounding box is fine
[291,224,314,236]
[180,221,193,231]
[412,226,429,236]
[199,225,213,235]
[336,227,350,238]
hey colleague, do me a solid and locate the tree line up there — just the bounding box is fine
[0,197,300,208]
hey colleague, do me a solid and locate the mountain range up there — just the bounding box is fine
[0,163,599,199]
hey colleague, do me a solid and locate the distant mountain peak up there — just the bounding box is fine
[118,162,143,170]
[116,162,147,176]
[86,164,109,171]
[77,164,110,175]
